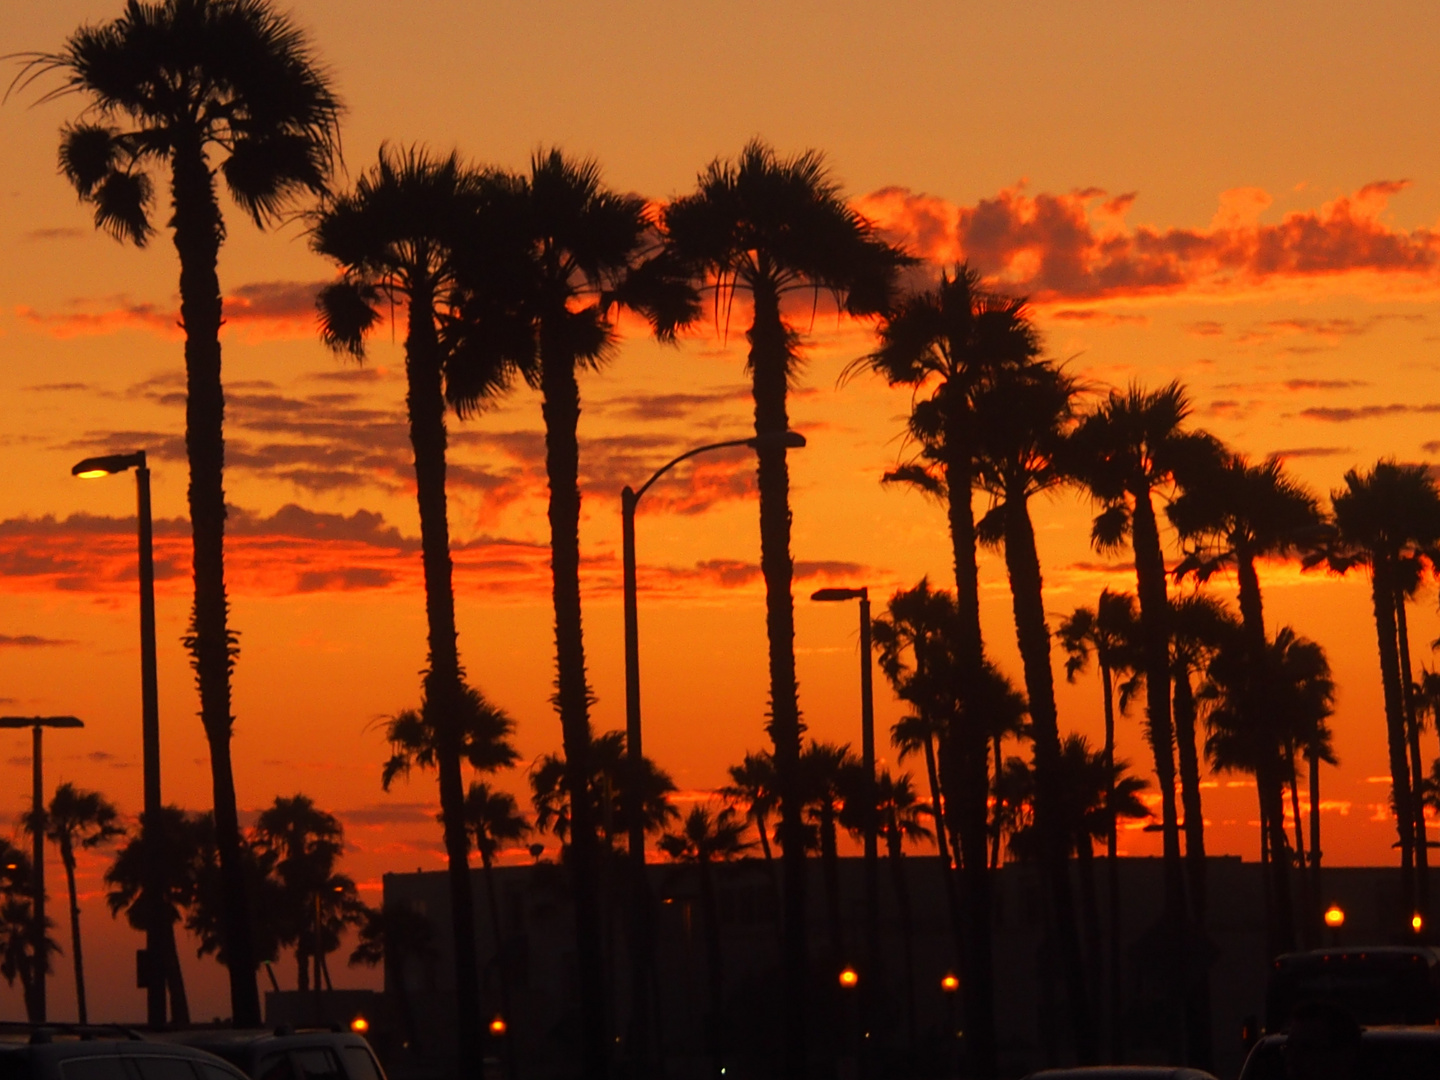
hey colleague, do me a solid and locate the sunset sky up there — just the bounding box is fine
[4,0,1440,1023]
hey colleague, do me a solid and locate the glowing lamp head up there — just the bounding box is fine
[349,1016,368,1034]
[1414,913,1425,933]
[71,452,144,479]
[1324,905,1345,929]
[489,1016,507,1036]
[839,967,859,989]
[75,469,110,480]
[941,973,960,993]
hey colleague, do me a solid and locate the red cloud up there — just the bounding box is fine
[856,180,1440,303]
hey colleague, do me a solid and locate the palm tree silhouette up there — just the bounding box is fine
[39,783,122,1023]
[974,357,1096,1060]
[1324,461,1440,922]
[105,806,201,1023]
[0,841,53,1022]
[19,1,342,1022]
[798,740,859,965]
[659,804,754,1080]
[530,730,679,850]
[664,142,904,1074]
[350,902,437,1051]
[462,779,529,1048]
[722,751,779,866]
[314,146,515,1062]
[252,794,345,992]
[1394,554,1435,915]
[853,265,1038,1074]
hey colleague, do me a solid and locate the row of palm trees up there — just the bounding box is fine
[19,3,1440,1078]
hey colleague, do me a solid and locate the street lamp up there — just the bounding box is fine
[811,584,881,1054]
[73,450,167,1027]
[0,714,83,1022]
[619,428,805,1073]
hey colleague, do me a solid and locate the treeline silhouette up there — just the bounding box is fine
[12,2,1440,1079]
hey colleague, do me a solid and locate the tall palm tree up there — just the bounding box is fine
[21,0,342,1022]
[1058,588,1140,1059]
[1325,461,1440,922]
[40,784,122,1023]
[314,146,518,1066]
[659,804,753,1080]
[1170,452,1323,950]
[664,141,905,1076]
[852,265,1037,1075]
[1066,381,1221,1060]
[105,806,201,1023]
[973,357,1096,1059]
[1394,555,1434,914]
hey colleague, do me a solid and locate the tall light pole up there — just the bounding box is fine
[811,585,880,1063]
[620,428,806,1075]
[72,450,166,1026]
[0,714,83,1022]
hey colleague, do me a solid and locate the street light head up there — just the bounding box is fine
[745,430,807,452]
[72,452,144,478]
[811,587,865,602]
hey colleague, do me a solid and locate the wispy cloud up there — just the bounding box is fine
[0,634,75,649]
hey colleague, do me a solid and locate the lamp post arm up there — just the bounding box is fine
[631,438,756,505]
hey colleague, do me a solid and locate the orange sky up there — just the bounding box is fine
[4,0,1440,1024]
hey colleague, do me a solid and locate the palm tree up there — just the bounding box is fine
[0,841,52,1023]
[973,357,1096,1059]
[722,751,779,865]
[41,784,122,1023]
[851,264,1037,1075]
[1394,555,1435,915]
[659,804,753,1080]
[105,806,201,1023]
[1170,452,1323,950]
[665,140,905,1077]
[530,730,679,850]
[252,794,344,992]
[798,741,859,965]
[1066,381,1220,1059]
[350,902,437,1051]
[1326,461,1440,922]
[461,779,529,1046]
[314,146,516,1063]
[20,0,342,1023]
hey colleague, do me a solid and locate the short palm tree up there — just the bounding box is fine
[530,730,678,849]
[41,784,122,1023]
[0,841,52,1021]
[252,794,344,992]
[1325,460,1440,920]
[722,751,779,865]
[664,142,905,1075]
[659,804,753,1080]
[20,0,343,1022]
[852,264,1038,1075]
[798,740,858,963]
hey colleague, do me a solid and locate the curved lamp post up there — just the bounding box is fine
[0,714,83,1022]
[72,450,166,1026]
[620,428,806,1073]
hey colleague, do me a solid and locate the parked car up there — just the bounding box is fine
[0,1024,250,1080]
[1265,947,1440,1030]
[1024,1069,1219,1080]
[1239,1027,1440,1080]
[159,1030,384,1080]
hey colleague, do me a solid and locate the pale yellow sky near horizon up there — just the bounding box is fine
[2,0,1440,1023]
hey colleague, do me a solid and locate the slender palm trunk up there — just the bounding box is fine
[163,917,190,1025]
[990,736,1004,870]
[1308,752,1323,915]
[1370,555,1417,916]
[59,847,85,1024]
[820,805,844,964]
[698,857,725,1080]
[748,275,807,1080]
[1234,553,1295,956]
[539,342,607,1079]
[1001,494,1096,1062]
[1396,594,1430,918]
[1172,667,1212,1070]
[170,136,258,1026]
[921,728,967,981]
[1128,490,1186,1058]
[1102,663,1124,1063]
[1287,759,1311,947]
[1076,834,1104,1035]
[940,384,996,1079]
[403,283,484,1072]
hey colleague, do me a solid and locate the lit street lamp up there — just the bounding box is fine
[72,450,166,1026]
[620,429,806,1072]
[0,714,84,1022]
[811,584,881,1059]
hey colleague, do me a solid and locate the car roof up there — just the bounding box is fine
[0,1039,248,1073]
[1025,1068,1220,1080]
[162,1031,371,1053]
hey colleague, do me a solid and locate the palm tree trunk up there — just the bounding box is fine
[1288,758,1311,947]
[1102,663,1124,1063]
[747,275,807,1080]
[1172,668,1212,1070]
[404,284,484,1074]
[1370,556,1417,916]
[1001,494,1096,1062]
[1128,490,1186,1058]
[169,135,259,1027]
[1076,833,1104,1039]
[1396,593,1430,918]
[539,343,607,1080]
[921,729,967,988]
[1308,751,1323,918]
[60,848,86,1024]
[163,918,190,1025]
[699,857,725,1080]
[940,384,996,1079]
[819,803,844,965]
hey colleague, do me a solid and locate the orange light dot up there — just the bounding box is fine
[941,974,960,992]
[1324,905,1345,929]
[839,967,859,989]
[1413,913,1424,933]
[349,1016,369,1034]
[490,1016,507,1035]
